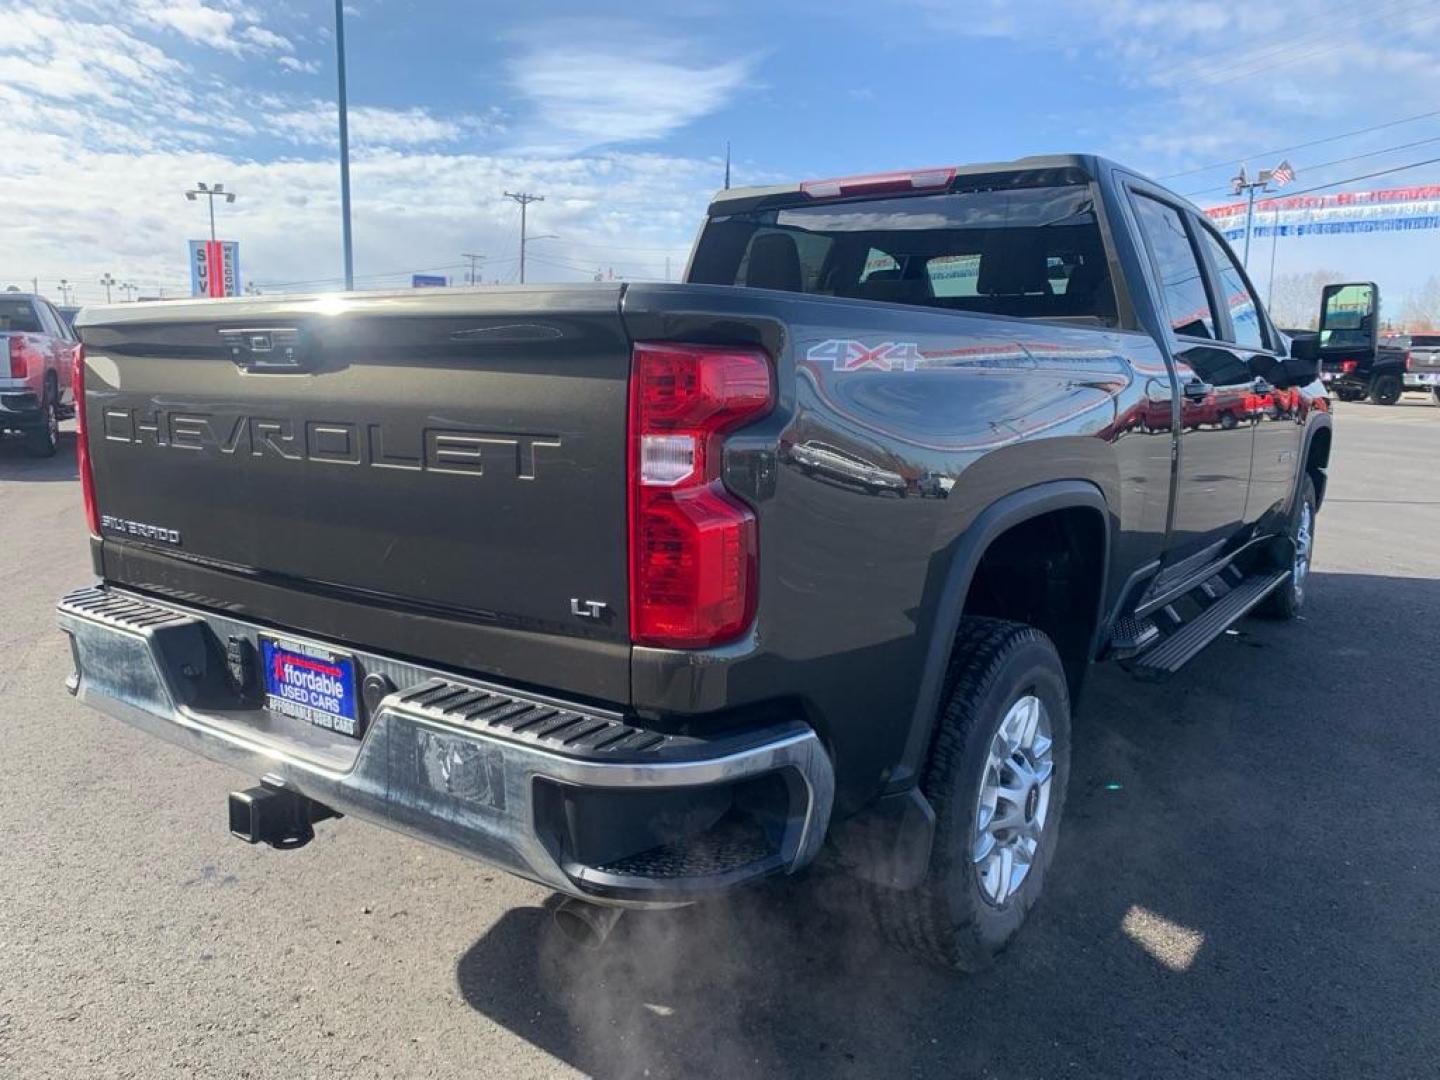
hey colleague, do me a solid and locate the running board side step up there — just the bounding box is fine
[1123,569,1290,681]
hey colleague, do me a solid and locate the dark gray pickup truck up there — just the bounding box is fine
[60,155,1339,970]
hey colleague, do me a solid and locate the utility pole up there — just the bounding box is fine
[186,181,236,242]
[462,252,485,286]
[503,192,544,284]
[334,0,354,290]
[100,273,116,303]
[724,141,731,190]
[1230,164,1273,267]
[120,281,137,301]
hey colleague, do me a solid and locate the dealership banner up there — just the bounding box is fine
[189,240,242,297]
[1204,185,1440,240]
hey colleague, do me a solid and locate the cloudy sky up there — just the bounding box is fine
[1,0,1437,306]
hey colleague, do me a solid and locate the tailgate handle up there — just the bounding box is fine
[219,327,309,372]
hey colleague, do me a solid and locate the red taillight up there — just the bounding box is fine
[72,345,99,537]
[628,342,772,648]
[1341,359,1359,375]
[800,166,956,200]
[8,335,34,378]
[1405,351,1413,372]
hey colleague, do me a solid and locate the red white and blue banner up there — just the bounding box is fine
[188,240,242,297]
[1205,184,1440,239]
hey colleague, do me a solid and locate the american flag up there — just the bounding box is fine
[1270,159,1295,188]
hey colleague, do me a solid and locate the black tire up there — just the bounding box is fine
[1219,411,1238,430]
[23,380,59,458]
[1258,474,1317,620]
[866,618,1071,971]
[1370,374,1403,406]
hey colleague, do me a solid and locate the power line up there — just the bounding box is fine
[1158,108,1440,181]
[1183,0,1434,92]
[1183,134,1440,198]
[1197,155,1440,209]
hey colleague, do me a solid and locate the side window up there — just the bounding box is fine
[1131,194,1217,340]
[35,301,61,338]
[43,302,73,342]
[1199,228,1267,350]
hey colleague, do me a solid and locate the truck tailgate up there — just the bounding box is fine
[77,287,633,701]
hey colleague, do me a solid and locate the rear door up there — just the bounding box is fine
[1127,188,1255,564]
[79,287,634,701]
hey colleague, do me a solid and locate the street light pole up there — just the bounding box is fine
[185,182,237,243]
[503,192,544,284]
[100,273,116,303]
[57,279,71,305]
[335,0,354,291]
[120,282,136,302]
[1230,165,1272,268]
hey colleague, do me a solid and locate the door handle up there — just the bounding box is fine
[1182,378,1213,400]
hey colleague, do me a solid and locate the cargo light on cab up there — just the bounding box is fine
[628,342,773,649]
[800,167,957,200]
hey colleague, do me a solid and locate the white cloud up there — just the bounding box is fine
[264,103,503,149]
[278,55,320,74]
[508,22,756,151]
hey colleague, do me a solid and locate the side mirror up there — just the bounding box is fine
[1318,281,1379,352]
[1279,333,1320,386]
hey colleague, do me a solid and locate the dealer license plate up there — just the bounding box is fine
[260,635,361,739]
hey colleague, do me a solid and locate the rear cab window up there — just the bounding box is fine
[689,171,1119,325]
[0,298,44,334]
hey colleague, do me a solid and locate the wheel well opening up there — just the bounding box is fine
[961,508,1106,694]
[1305,427,1331,508]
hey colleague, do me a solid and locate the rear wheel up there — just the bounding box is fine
[866,618,1070,971]
[1370,374,1402,406]
[24,381,59,458]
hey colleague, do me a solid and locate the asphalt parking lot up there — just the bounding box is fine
[2,399,1438,1080]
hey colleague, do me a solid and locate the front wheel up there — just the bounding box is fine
[1259,474,1317,620]
[866,618,1071,971]
[1370,374,1403,406]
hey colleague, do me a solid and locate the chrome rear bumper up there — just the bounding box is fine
[58,585,834,905]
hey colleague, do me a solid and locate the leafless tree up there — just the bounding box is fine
[1268,269,1348,329]
[1398,276,1440,332]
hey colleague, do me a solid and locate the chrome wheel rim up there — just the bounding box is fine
[46,401,58,446]
[1293,501,1313,602]
[972,694,1053,906]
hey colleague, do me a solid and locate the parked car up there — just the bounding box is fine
[1393,333,1440,403]
[1,293,77,456]
[60,154,1336,971]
